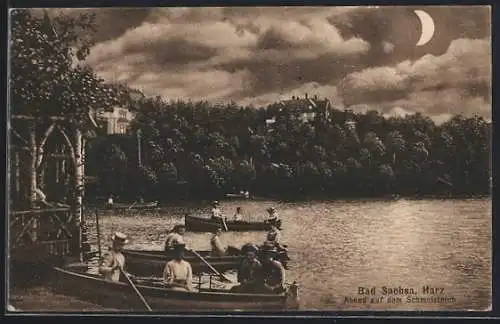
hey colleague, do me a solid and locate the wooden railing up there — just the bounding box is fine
[9,207,79,262]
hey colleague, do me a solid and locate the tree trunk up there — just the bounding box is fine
[74,127,84,261]
[29,124,37,208]
[29,122,39,242]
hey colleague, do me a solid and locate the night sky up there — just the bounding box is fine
[34,6,491,124]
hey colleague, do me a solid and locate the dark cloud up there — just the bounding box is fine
[50,6,491,123]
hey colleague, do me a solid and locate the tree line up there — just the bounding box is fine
[86,97,491,202]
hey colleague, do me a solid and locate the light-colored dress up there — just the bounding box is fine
[98,249,125,282]
[163,259,194,291]
[211,207,223,218]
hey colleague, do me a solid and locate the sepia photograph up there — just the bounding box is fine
[6,5,492,313]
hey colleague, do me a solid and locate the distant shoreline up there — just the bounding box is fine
[84,193,491,207]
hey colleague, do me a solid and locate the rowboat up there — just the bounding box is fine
[185,214,282,232]
[52,265,300,311]
[104,201,159,211]
[225,193,250,199]
[123,249,241,276]
[123,247,291,277]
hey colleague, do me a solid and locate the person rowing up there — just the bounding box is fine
[99,232,134,282]
[265,207,281,228]
[260,244,286,294]
[164,224,186,252]
[231,243,263,293]
[210,228,227,257]
[163,242,194,291]
[265,224,281,246]
[211,200,223,220]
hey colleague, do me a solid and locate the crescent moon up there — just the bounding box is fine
[414,10,435,46]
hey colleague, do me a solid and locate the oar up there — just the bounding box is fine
[221,217,228,231]
[189,250,234,283]
[118,266,152,312]
[128,201,137,210]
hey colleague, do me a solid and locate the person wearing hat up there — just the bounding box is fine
[99,232,131,282]
[231,243,263,293]
[210,228,226,257]
[260,244,286,294]
[163,242,194,292]
[164,224,186,252]
[266,207,280,226]
[210,200,223,220]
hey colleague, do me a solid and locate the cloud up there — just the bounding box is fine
[81,7,369,108]
[338,37,491,120]
[46,6,490,123]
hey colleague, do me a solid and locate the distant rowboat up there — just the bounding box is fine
[185,214,281,232]
[104,201,159,210]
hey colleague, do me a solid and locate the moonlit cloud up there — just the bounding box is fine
[37,6,491,123]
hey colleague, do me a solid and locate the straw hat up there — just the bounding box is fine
[111,231,129,244]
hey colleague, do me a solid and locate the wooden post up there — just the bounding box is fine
[14,151,20,197]
[137,129,142,167]
[29,123,37,208]
[75,127,84,261]
[29,122,39,242]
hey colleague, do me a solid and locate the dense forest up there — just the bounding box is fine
[86,96,491,202]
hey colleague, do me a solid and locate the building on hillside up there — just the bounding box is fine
[268,94,333,128]
[95,107,135,135]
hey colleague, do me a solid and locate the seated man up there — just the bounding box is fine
[164,224,186,252]
[264,224,281,246]
[231,244,263,293]
[163,243,194,291]
[260,244,286,294]
[265,207,281,227]
[210,228,226,257]
[211,200,223,220]
[99,232,133,282]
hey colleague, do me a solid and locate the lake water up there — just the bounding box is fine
[81,198,491,311]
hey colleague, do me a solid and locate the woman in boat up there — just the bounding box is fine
[231,243,263,293]
[260,244,286,294]
[164,224,186,252]
[233,207,243,221]
[98,232,133,282]
[163,242,194,291]
[210,228,226,257]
